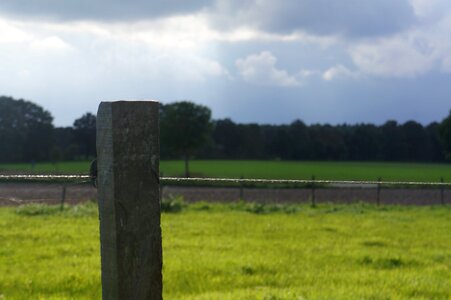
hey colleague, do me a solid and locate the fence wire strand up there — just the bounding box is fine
[160,177,451,187]
[0,174,450,187]
[0,175,90,180]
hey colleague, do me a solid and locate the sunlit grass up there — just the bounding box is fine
[162,160,451,182]
[0,203,100,299]
[0,202,450,299]
[0,161,91,174]
[1,160,450,182]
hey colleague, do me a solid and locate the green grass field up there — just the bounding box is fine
[1,160,451,182]
[0,203,450,299]
[0,161,91,174]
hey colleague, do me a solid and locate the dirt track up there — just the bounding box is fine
[0,183,448,206]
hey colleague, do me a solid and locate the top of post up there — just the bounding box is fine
[100,100,160,105]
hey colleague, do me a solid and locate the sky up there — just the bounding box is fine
[1,0,451,127]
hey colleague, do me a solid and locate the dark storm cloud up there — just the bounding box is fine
[0,0,417,37]
[0,0,211,21]
[210,0,417,37]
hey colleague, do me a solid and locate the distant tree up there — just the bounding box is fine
[0,96,53,162]
[238,123,265,159]
[160,101,212,177]
[381,120,406,161]
[347,124,383,161]
[425,122,445,162]
[289,120,312,160]
[309,124,347,160]
[53,127,78,160]
[401,121,428,161]
[213,118,241,158]
[266,125,292,159]
[439,110,451,161]
[73,113,96,160]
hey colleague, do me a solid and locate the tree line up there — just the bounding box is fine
[1,96,450,166]
[0,96,96,163]
[205,118,446,162]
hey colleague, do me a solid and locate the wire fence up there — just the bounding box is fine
[0,174,449,206]
[0,174,91,184]
[1,174,450,187]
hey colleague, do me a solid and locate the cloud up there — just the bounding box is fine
[236,51,300,86]
[30,36,72,52]
[409,0,451,19]
[348,13,451,78]
[0,19,32,43]
[0,15,229,78]
[0,0,211,22]
[0,15,231,102]
[349,37,435,77]
[209,0,416,37]
[1,0,451,128]
[0,1,418,39]
[157,55,230,82]
[322,65,359,81]
[339,1,451,78]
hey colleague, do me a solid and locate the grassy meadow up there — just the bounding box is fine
[1,160,451,182]
[0,202,450,299]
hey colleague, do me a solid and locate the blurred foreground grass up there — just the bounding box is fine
[0,202,450,299]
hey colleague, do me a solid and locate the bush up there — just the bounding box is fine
[160,194,185,213]
[15,202,98,217]
[15,204,60,216]
[229,201,300,214]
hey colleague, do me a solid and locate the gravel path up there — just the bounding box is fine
[0,183,448,206]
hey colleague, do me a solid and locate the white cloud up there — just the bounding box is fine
[441,55,451,73]
[75,15,333,47]
[0,16,231,84]
[431,16,451,73]
[409,0,451,18]
[350,38,434,77]
[162,55,230,81]
[348,13,451,78]
[30,36,72,51]
[235,51,300,86]
[0,2,450,127]
[0,19,32,43]
[298,69,318,79]
[341,1,451,78]
[0,19,72,53]
[198,58,229,77]
[322,65,358,81]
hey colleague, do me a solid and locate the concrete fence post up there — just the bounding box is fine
[239,175,244,201]
[96,101,162,300]
[60,184,67,211]
[311,175,316,207]
[377,177,382,206]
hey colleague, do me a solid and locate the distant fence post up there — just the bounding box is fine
[160,172,164,202]
[239,175,244,201]
[376,177,381,206]
[96,101,162,300]
[311,175,316,207]
[60,184,67,211]
[440,177,445,205]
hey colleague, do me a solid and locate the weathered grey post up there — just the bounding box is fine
[376,177,382,206]
[96,101,162,300]
[60,184,67,211]
[239,175,244,200]
[311,175,316,207]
